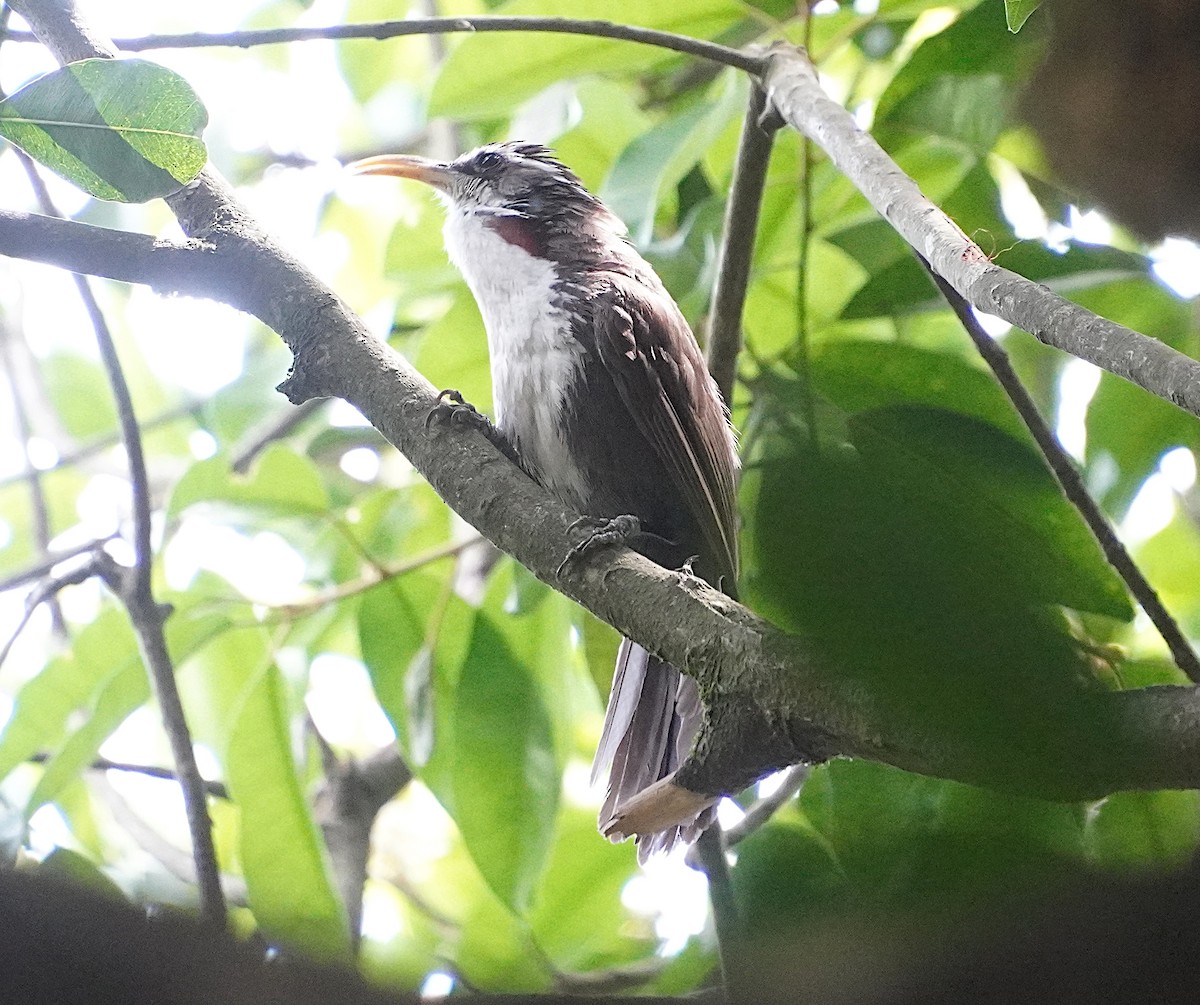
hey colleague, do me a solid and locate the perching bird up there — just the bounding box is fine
[352,142,739,856]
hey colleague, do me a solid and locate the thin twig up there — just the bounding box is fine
[0,318,65,636]
[14,150,226,928]
[793,15,818,450]
[0,552,102,670]
[0,536,115,594]
[0,147,65,635]
[230,398,325,474]
[706,84,778,408]
[1,16,766,74]
[923,261,1200,684]
[273,535,480,616]
[0,400,205,493]
[28,752,230,799]
[722,764,809,848]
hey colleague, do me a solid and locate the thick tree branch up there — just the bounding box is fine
[0,211,226,297]
[9,4,1200,811]
[311,738,412,951]
[761,45,1200,421]
[1,16,765,74]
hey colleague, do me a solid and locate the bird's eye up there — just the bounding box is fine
[473,149,505,173]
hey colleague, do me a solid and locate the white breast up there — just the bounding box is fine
[443,209,590,507]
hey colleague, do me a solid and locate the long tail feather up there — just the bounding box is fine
[593,640,715,858]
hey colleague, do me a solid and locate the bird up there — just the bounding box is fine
[351,141,739,857]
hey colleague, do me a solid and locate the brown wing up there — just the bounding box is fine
[589,278,739,590]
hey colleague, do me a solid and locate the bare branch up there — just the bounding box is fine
[28,752,230,799]
[0,550,102,670]
[230,398,326,474]
[1,15,765,74]
[0,536,115,594]
[923,260,1200,683]
[312,740,413,951]
[273,536,481,617]
[2,11,226,925]
[0,211,226,299]
[762,45,1200,421]
[706,83,778,407]
[722,765,810,848]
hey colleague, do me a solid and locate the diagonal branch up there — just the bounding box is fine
[923,260,1200,683]
[761,45,1200,422]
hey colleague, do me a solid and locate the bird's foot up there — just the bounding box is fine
[556,514,641,578]
[425,388,491,433]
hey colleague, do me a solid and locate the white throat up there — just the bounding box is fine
[442,207,589,506]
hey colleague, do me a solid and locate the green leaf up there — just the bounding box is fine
[1005,0,1041,32]
[743,389,1130,771]
[0,609,139,789]
[40,352,119,440]
[429,0,747,120]
[1132,515,1200,639]
[601,72,745,243]
[452,615,559,913]
[227,665,351,961]
[358,570,469,781]
[732,821,846,935]
[167,444,330,520]
[0,58,207,202]
[26,657,149,815]
[1086,791,1200,869]
[883,73,1009,153]
[875,1,1041,127]
[39,847,127,901]
[849,405,1133,620]
[528,807,643,969]
[810,341,1026,441]
[414,292,493,418]
[792,761,1088,913]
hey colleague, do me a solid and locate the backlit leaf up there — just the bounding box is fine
[0,58,207,202]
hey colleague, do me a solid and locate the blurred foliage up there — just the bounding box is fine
[2,0,1199,996]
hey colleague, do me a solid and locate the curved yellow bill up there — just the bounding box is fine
[347,154,456,193]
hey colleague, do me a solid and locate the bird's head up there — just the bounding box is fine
[350,141,625,261]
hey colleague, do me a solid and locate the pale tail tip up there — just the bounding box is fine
[601,774,716,840]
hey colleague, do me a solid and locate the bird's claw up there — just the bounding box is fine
[556,514,641,578]
[425,389,488,432]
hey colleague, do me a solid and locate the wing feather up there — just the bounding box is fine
[589,280,739,588]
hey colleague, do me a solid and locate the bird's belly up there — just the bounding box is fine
[491,338,591,509]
